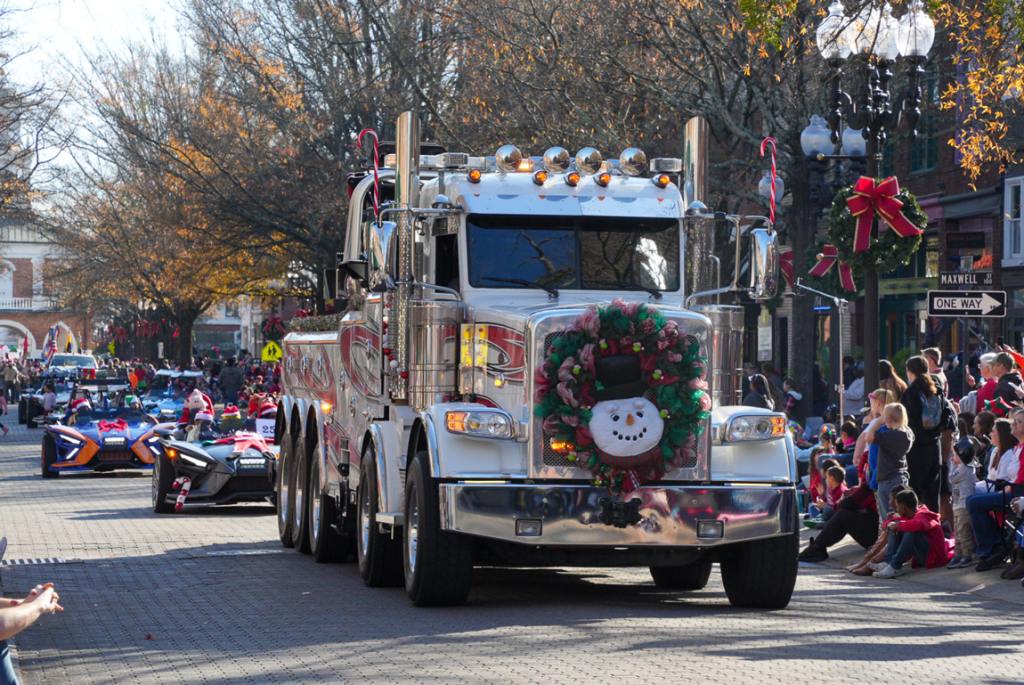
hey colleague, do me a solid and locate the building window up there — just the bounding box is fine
[910,65,939,173]
[1005,177,1024,265]
[925,236,939,277]
[0,260,14,300]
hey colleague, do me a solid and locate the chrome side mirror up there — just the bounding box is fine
[749,227,779,302]
[367,220,398,292]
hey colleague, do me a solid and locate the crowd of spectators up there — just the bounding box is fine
[750,345,1024,582]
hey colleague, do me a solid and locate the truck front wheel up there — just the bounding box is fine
[649,558,712,591]
[403,453,473,606]
[356,445,402,587]
[719,532,798,609]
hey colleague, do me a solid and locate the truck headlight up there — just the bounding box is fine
[445,409,515,440]
[724,414,787,442]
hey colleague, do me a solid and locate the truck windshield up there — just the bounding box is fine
[467,215,679,292]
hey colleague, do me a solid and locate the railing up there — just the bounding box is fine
[0,296,58,311]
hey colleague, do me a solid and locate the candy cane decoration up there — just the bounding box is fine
[759,136,778,226]
[173,476,192,512]
[357,128,381,223]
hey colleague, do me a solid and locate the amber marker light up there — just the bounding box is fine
[652,173,671,188]
[595,171,612,187]
[565,171,581,187]
[468,168,482,183]
[548,438,573,454]
[532,170,548,185]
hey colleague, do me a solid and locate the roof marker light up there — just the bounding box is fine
[565,171,581,187]
[495,144,523,173]
[619,148,647,176]
[468,169,482,183]
[652,173,672,189]
[542,146,571,173]
[595,171,612,187]
[532,170,548,185]
[575,147,602,175]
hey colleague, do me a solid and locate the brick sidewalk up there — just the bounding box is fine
[3,421,1024,683]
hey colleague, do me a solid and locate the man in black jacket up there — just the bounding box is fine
[991,352,1024,407]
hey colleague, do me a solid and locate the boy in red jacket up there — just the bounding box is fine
[875,489,952,578]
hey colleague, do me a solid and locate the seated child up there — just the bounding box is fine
[811,465,848,521]
[846,486,907,576]
[838,421,859,453]
[947,440,979,568]
[873,489,951,578]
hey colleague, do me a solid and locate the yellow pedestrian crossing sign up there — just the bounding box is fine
[261,340,283,363]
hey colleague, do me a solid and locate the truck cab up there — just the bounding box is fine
[276,113,798,609]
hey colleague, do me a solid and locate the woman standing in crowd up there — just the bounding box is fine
[901,356,948,512]
[879,359,908,401]
[742,374,774,410]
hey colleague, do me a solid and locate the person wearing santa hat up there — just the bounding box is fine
[178,389,215,429]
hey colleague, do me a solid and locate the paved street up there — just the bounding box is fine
[2,424,1024,684]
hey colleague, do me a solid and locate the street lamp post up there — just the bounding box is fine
[815,0,935,392]
[800,115,865,410]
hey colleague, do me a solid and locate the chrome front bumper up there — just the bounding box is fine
[438,483,796,547]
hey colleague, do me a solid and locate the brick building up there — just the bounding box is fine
[0,219,89,357]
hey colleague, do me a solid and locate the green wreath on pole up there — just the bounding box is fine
[805,179,928,294]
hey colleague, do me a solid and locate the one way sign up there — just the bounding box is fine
[927,290,1007,318]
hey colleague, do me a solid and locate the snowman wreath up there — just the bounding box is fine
[534,300,711,495]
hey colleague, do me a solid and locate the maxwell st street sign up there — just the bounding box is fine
[927,290,1007,318]
[939,271,993,288]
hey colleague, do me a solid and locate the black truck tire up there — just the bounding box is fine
[18,398,26,424]
[152,450,175,513]
[290,438,311,554]
[356,445,403,587]
[403,453,473,606]
[277,433,295,547]
[719,531,799,609]
[649,558,713,590]
[40,435,58,478]
[308,447,347,562]
[26,401,39,429]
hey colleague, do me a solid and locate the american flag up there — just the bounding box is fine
[44,326,58,362]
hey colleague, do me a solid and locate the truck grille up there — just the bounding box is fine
[535,316,706,474]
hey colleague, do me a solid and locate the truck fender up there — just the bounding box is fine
[364,423,403,516]
[405,415,442,479]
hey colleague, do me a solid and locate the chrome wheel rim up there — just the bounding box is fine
[311,461,320,542]
[292,458,303,530]
[278,452,289,527]
[359,481,371,556]
[406,493,419,574]
[151,458,158,506]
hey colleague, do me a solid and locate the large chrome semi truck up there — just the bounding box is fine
[274,112,798,608]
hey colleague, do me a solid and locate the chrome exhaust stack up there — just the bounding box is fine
[391,111,421,401]
[682,116,744,406]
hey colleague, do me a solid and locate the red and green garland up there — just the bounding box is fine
[533,300,710,494]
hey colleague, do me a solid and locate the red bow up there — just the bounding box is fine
[98,418,128,433]
[808,244,857,292]
[779,249,794,288]
[846,176,924,253]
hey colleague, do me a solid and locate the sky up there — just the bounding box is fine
[4,0,180,88]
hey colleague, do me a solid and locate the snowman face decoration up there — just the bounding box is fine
[589,396,665,458]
